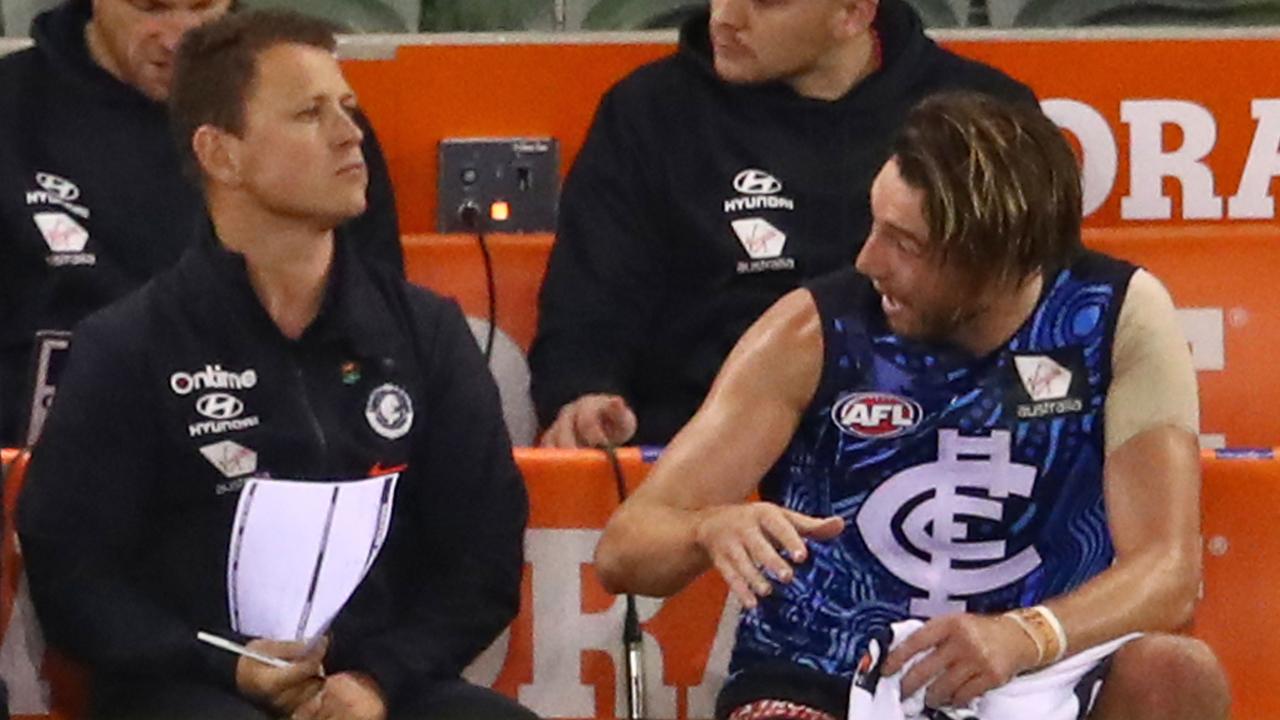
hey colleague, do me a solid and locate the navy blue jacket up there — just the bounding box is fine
[19,231,522,705]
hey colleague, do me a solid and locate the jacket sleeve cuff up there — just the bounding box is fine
[345,648,423,707]
[330,631,459,707]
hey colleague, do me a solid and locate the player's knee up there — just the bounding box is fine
[1107,635,1229,719]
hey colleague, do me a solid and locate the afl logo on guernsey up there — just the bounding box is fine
[831,392,922,438]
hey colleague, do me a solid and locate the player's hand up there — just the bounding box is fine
[694,502,844,609]
[882,613,1041,709]
[291,672,387,720]
[235,637,327,715]
[541,393,638,448]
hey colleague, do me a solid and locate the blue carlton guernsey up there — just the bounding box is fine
[731,252,1137,677]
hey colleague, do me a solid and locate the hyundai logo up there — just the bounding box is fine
[35,172,81,202]
[196,392,244,421]
[733,169,783,196]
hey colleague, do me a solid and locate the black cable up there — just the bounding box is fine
[603,443,629,507]
[603,444,646,720]
[477,230,497,362]
[458,202,498,362]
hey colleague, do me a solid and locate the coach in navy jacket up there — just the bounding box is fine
[19,12,527,720]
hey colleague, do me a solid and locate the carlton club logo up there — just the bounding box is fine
[831,392,922,439]
[366,383,414,440]
[856,430,1041,617]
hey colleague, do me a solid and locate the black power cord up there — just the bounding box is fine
[458,202,498,362]
[603,445,646,720]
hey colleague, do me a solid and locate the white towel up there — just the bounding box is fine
[847,620,1139,720]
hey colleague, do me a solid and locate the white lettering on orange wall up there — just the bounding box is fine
[519,529,677,718]
[1178,307,1226,449]
[1121,100,1223,220]
[687,596,740,719]
[1042,99,1118,217]
[1228,99,1280,218]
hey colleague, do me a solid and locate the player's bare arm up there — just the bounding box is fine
[594,288,843,605]
[1036,272,1204,653]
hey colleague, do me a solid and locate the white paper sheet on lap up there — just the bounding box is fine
[226,472,400,643]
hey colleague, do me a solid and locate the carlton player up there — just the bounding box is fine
[595,93,1229,720]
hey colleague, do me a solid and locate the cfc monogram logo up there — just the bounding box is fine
[855,430,1041,616]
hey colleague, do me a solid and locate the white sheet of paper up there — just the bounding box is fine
[226,472,399,642]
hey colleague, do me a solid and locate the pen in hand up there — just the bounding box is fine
[207,632,329,714]
[197,631,292,669]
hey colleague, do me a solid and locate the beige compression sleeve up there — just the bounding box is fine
[1105,269,1200,454]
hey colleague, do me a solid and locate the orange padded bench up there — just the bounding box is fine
[1193,448,1280,717]
[1,447,1276,718]
[402,233,553,352]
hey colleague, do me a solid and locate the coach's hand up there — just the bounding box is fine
[291,671,387,720]
[236,637,327,715]
[541,393,638,448]
[883,613,1041,709]
[695,502,844,609]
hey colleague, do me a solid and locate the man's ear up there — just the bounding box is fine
[192,125,242,186]
[838,0,879,37]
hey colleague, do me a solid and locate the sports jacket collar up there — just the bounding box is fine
[177,223,404,363]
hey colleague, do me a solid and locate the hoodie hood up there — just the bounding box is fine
[31,0,161,107]
[676,0,934,106]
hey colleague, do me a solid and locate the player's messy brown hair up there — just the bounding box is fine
[892,92,1083,289]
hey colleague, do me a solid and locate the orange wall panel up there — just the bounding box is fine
[345,36,1280,234]
[344,43,671,234]
[1088,224,1280,447]
[402,233,553,350]
[950,38,1280,227]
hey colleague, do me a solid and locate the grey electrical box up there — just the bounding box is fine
[437,137,560,233]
